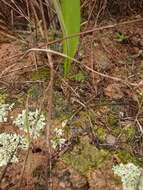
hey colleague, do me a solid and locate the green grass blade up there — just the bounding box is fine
[52,0,67,36]
[53,0,80,76]
[61,0,80,76]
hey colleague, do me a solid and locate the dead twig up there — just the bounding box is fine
[44,17,143,46]
[18,80,52,189]
[83,64,136,87]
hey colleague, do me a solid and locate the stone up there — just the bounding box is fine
[106,134,116,145]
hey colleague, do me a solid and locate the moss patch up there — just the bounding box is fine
[107,113,119,127]
[114,150,141,165]
[122,124,136,140]
[28,85,42,99]
[96,128,107,142]
[31,68,50,81]
[0,93,7,104]
[62,137,110,175]
[54,91,72,118]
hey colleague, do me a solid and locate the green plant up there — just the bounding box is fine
[116,32,128,43]
[74,71,86,82]
[52,0,80,76]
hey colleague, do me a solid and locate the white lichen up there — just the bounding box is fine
[0,103,14,123]
[13,109,46,139]
[0,105,46,168]
[0,133,28,167]
[113,163,142,190]
[51,128,66,149]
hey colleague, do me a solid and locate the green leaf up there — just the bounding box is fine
[61,0,80,76]
[116,32,128,43]
[53,0,80,76]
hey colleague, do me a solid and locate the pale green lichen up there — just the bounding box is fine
[0,107,46,167]
[51,128,66,149]
[0,133,28,167]
[0,103,14,123]
[113,163,142,190]
[13,109,46,139]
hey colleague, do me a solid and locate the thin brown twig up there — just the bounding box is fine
[44,17,143,46]
[84,0,97,29]
[26,47,139,87]
[83,64,136,87]
[38,1,54,189]
[18,79,52,189]
[46,55,54,190]
[0,44,140,90]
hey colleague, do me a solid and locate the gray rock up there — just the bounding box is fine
[106,134,116,145]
